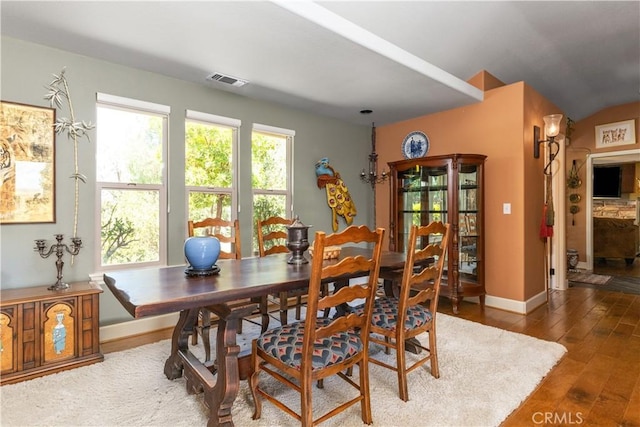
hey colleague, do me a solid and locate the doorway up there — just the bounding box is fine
[584,148,640,293]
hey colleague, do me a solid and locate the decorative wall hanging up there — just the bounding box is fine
[595,119,636,148]
[44,67,95,240]
[401,131,429,159]
[567,159,583,189]
[315,157,357,231]
[0,101,56,224]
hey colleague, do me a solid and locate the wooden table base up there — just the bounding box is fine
[163,304,257,427]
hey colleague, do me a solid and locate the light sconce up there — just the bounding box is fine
[534,114,563,175]
[534,114,562,159]
[360,122,388,188]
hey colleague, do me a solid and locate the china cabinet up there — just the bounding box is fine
[388,154,486,313]
[0,281,103,385]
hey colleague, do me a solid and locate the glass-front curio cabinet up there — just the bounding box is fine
[388,154,486,314]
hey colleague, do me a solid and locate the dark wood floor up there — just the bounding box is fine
[594,257,640,278]
[574,257,640,295]
[102,287,640,426]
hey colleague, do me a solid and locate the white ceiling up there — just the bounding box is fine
[1,1,639,126]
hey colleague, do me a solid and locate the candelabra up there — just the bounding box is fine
[34,234,83,291]
[359,122,388,189]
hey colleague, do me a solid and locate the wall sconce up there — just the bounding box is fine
[360,122,388,188]
[534,114,563,175]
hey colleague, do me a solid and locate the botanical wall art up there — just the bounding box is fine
[595,119,636,148]
[44,68,94,238]
[0,101,56,224]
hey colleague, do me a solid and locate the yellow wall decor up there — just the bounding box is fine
[315,158,356,231]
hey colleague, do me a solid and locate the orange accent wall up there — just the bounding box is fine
[376,79,560,304]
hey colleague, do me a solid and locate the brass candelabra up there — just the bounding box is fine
[34,234,82,291]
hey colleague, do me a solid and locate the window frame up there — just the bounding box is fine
[94,93,169,271]
[184,110,240,229]
[251,123,294,252]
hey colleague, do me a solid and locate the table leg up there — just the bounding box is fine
[205,304,254,427]
[332,279,352,317]
[163,303,257,427]
[164,309,198,380]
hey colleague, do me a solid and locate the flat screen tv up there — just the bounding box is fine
[593,165,622,198]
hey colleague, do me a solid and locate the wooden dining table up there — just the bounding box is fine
[103,247,408,427]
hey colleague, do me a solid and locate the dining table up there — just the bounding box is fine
[103,247,409,427]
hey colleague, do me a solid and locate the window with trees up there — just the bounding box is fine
[95,94,168,269]
[251,124,293,253]
[185,110,239,249]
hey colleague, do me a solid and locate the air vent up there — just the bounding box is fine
[206,72,249,87]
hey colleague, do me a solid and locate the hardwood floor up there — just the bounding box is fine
[439,289,640,427]
[593,257,640,278]
[102,287,640,426]
[576,257,640,295]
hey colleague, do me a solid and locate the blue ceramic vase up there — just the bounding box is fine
[184,236,221,270]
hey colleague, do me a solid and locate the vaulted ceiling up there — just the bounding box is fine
[2,1,639,126]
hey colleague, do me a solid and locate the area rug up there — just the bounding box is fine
[568,271,613,285]
[0,314,566,427]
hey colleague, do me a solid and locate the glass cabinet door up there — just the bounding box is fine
[397,164,448,252]
[458,164,480,284]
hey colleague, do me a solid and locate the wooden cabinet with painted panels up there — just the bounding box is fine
[0,281,103,385]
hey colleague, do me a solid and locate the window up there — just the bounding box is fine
[251,124,293,253]
[95,94,168,269]
[185,110,240,247]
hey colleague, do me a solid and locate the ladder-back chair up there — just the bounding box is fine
[360,221,450,401]
[256,216,303,327]
[188,217,265,360]
[249,225,385,426]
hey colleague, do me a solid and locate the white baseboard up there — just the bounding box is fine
[100,313,179,343]
[473,290,547,314]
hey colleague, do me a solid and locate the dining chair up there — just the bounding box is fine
[256,216,304,327]
[249,225,385,426]
[188,217,266,360]
[360,221,450,402]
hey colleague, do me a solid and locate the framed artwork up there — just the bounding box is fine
[0,101,56,224]
[595,119,636,149]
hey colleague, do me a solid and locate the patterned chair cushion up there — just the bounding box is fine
[257,318,362,371]
[355,297,432,332]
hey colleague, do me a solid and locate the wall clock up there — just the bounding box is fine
[402,131,429,159]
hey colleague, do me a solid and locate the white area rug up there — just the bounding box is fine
[0,314,566,427]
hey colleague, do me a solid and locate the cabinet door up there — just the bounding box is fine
[41,298,77,364]
[396,164,449,252]
[458,163,481,283]
[0,305,17,374]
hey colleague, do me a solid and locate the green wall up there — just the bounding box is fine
[0,37,372,324]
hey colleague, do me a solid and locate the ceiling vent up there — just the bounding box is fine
[206,72,248,87]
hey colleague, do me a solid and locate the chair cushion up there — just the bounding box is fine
[356,297,432,332]
[257,318,362,371]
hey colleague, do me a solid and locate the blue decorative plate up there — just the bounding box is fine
[402,131,429,159]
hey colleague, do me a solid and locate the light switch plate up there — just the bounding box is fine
[503,203,511,214]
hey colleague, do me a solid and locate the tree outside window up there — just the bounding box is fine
[251,128,292,253]
[96,99,167,268]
